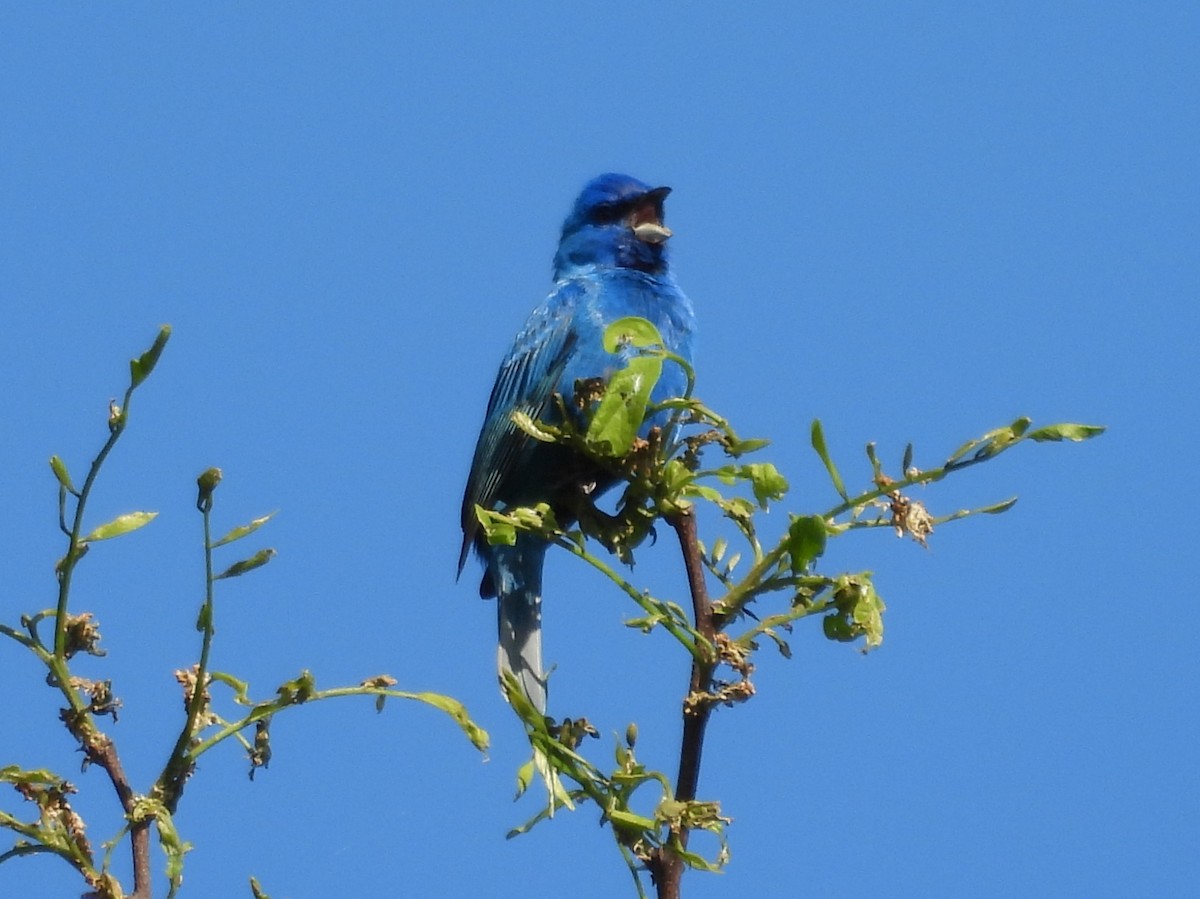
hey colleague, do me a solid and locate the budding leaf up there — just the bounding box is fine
[212,513,276,548]
[129,325,172,388]
[744,462,789,508]
[810,419,848,501]
[409,691,490,752]
[49,455,76,493]
[129,795,190,896]
[515,759,535,800]
[475,507,517,547]
[762,628,793,659]
[865,442,883,479]
[727,437,770,456]
[975,417,1033,460]
[83,511,158,542]
[510,410,558,443]
[823,576,886,651]
[196,467,223,511]
[602,316,665,353]
[0,765,66,786]
[786,515,827,574]
[719,496,755,523]
[215,548,277,580]
[978,497,1018,515]
[609,808,658,832]
[1027,423,1106,443]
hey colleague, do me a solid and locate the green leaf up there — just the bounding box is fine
[625,613,667,633]
[609,808,657,831]
[762,628,793,659]
[982,417,1031,456]
[130,796,191,899]
[854,586,886,651]
[713,464,741,485]
[662,458,696,494]
[946,417,1032,465]
[129,325,172,388]
[810,419,848,501]
[727,437,770,456]
[602,316,665,352]
[945,434,986,465]
[1027,423,1106,443]
[212,513,276,548]
[0,765,67,785]
[475,506,517,547]
[82,511,158,542]
[585,355,663,456]
[823,576,886,651]
[510,410,559,443]
[276,670,317,704]
[214,548,277,580]
[719,496,755,523]
[408,691,490,752]
[786,515,827,574]
[744,462,789,508]
[514,758,536,800]
[977,496,1018,515]
[935,496,1020,525]
[823,612,857,642]
[686,480,720,501]
[673,842,726,874]
[865,442,882,479]
[209,670,252,705]
[49,455,76,493]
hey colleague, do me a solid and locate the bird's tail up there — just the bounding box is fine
[491,537,549,715]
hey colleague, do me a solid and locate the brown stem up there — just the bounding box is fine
[648,508,717,899]
[86,731,153,898]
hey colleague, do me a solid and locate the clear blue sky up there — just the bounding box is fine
[2,4,1196,897]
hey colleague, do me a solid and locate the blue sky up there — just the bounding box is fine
[2,4,1196,897]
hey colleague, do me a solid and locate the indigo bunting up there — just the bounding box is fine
[459,173,696,713]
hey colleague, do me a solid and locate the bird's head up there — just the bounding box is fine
[553,173,673,279]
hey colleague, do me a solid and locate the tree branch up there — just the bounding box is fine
[80,730,153,898]
[648,506,717,899]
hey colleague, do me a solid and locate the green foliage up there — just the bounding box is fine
[82,510,159,543]
[0,327,488,898]
[478,317,1104,896]
[586,352,664,457]
[500,676,730,899]
[585,315,673,457]
[211,513,276,548]
[3,320,1102,898]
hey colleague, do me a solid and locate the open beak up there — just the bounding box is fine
[629,186,672,244]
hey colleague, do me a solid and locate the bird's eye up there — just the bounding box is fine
[590,203,624,225]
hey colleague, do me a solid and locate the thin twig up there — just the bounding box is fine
[158,494,217,813]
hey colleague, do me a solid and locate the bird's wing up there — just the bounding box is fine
[458,285,583,574]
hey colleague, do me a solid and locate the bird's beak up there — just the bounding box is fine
[630,186,672,244]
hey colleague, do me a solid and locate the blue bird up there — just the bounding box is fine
[459,173,697,714]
